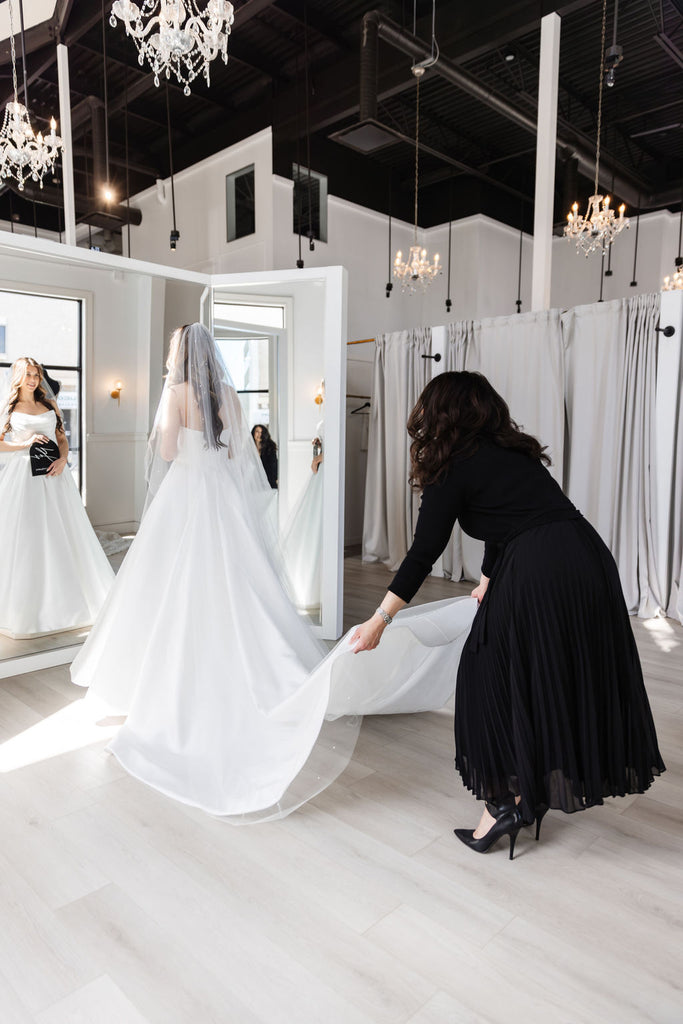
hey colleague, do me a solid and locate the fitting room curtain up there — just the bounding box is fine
[667,358,683,622]
[440,310,565,582]
[362,328,431,570]
[562,294,663,617]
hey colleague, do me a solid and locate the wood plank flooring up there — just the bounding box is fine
[0,556,681,1024]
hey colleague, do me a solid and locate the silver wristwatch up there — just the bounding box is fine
[375,606,392,625]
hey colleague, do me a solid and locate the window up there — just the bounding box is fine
[226,164,256,242]
[0,290,83,492]
[292,164,328,243]
[213,300,285,437]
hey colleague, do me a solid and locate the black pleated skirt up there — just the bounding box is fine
[454,516,665,823]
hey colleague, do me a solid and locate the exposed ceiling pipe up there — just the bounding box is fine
[361,10,674,211]
[0,178,142,228]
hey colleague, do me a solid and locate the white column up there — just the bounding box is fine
[531,13,561,311]
[56,43,76,246]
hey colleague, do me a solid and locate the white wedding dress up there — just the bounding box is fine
[72,326,478,821]
[0,409,114,638]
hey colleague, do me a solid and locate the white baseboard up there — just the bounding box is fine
[0,644,83,679]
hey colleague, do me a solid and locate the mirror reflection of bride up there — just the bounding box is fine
[0,357,114,639]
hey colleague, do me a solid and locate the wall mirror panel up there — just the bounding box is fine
[211,268,347,639]
[0,236,346,677]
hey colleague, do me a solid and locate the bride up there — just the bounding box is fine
[72,324,359,817]
[0,357,114,638]
[73,324,477,819]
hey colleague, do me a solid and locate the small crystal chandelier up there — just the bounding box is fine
[564,0,629,256]
[0,0,63,191]
[393,69,441,292]
[662,201,683,290]
[110,0,235,97]
[662,263,683,292]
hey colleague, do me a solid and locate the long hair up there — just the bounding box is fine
[251,423,277,457]
[166,324,226,450]
[407,371,550,489]
[2,356,63,436]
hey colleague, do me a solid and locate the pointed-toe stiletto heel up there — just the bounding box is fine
[533,804,549,841]
[454,801,524,860]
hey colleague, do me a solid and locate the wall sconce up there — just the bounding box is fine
[110,380,124,405]
[314,382,324,406]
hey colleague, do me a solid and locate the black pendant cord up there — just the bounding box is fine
[101,0,110,189]
[676,181,683,269]
[386,172,393,298]
[598,238,606,301]
[295,50,303,268]
[166,83,178,246]
[630,191,640,286]
[515,198,524,312]
[124,61,131,257]
[445,175,453,313]
[515,228,523,313]
[17,0,29,107]
[18,1,37,233]
[605,128,616,277]
[304,0,314,252]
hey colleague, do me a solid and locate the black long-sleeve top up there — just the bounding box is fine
[389,441,575,603]
[260,448,278,489]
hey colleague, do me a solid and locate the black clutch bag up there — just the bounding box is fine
[30,439,61,476]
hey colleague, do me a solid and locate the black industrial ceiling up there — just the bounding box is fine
[0,0,681,243]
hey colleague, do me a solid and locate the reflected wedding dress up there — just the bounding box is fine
[282,427,324,611]
[72,326,477,819]
[0,409,114,638]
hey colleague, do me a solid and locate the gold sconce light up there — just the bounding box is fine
[110,380,124,405]
[314,381,324,406]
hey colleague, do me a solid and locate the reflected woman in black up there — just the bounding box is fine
[351,372,665,858]
[251,424,278,489]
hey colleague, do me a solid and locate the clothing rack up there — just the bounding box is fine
[347,338,374,345]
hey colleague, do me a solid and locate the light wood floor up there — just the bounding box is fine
[0,556,681,1024]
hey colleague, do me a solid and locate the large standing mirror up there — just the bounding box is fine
[0,235,347,677]
[211,267,347,639]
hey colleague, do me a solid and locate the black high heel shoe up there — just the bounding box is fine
[454,800,524,861]
[533,804,549,841]
[521,803,549,841]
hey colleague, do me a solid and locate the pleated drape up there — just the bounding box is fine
[362,329,431,570]
[562,294,663,616]
[440,311,565,582]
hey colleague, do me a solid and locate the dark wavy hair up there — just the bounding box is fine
[407,371,550,489]
[251,423,277,457]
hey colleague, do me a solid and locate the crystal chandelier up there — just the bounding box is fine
[393,70,441,292]
[662,265,683,292]
[0,0,63,191]
[564,0,629,256]
[110,0,235,96]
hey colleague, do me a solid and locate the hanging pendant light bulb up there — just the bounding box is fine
[0,0,63,191]
[564,0,629,256]
[393,69,441,293]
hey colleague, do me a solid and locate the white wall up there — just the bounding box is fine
[128,128,274,275]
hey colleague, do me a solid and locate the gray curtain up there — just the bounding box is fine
[666,329,683,623]
[362,329,431,570]
[562,294,663,616]
[439,320,475,582]
[440,310,565,583]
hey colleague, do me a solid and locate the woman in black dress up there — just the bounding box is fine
[351,372,665,859]
[251,424,278,488]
